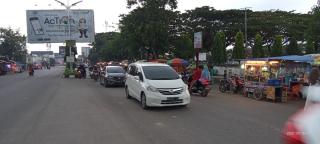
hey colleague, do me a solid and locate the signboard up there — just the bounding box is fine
[194,32,202,49]
[59,46,66,55]
[194,53,207,61]
[26,10,95,43]
[66,56,75,63]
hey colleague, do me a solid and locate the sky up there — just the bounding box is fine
[0,0,318,53]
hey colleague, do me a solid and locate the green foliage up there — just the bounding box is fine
[286,37,300,55]
[0,28,27,61]
[233,31,245,59]
[126,0,178,9]
[64,68,74,76]
[252,33,264,58]
[172,35,193,59]
[212,32,226,65]
[306,37,315,54]
[271,35,283,56]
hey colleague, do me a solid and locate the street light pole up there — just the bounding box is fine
[53,0,83,69]
[241,7,251,57]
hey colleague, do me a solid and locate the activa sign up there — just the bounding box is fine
[26,10,95,43]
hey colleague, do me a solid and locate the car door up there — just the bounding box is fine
[131,65,142,99]
[127,65,138,98]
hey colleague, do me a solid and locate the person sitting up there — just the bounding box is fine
[189,65,204,91]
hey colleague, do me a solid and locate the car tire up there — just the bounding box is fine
[125,86,132,99]
[141,93,148,110]
[100,77,103,85]
[104,79,108,87]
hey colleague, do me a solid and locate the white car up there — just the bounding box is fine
[125,62,190,109]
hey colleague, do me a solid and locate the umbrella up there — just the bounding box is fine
[167,58,189,66]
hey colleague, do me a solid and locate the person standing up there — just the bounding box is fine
[305,68,320,110]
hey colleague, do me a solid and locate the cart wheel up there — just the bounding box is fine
[254,89,264,100]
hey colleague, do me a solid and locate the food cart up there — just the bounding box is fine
[243,59,281,101]
[243,55,313,102]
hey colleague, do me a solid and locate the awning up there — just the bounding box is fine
[244,55,314,63]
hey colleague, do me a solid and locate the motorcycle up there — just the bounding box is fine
[92,70,99,81]
[29,69,34,76]
[219,78,231,93]
[189,78,211,97]
[230,76,245,94]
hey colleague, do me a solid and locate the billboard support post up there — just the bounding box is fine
[194,32,202,68]
[53,0,83,70]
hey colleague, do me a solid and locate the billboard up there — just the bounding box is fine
[194,32,202,49]
[26,10,95,43]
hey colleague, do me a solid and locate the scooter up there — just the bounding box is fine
[219,78,231,93]
[189,79,211,97]
[92,70,99,81]
[29,69,34,76]
[230,76,245,94]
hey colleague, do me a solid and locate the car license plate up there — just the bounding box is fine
[167,97,179,100]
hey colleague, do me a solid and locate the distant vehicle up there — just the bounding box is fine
[100,66,126,87]
[282,104,320,144]
[125,62,190,109]
[33,63,42,70]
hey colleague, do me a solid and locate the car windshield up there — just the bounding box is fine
[142,66,179,80]
[107,67,125,73]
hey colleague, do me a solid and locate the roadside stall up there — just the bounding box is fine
[243,55,313,102]
[243,59,281,101]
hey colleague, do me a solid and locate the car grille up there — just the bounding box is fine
[161,97,183,104]
[158,88,183,95]
[112,77,125,81]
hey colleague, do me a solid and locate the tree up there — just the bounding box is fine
[220,32,227,62]
[172,35,193,59]
[212,32,226,65]
[286,37,300,55]
[271,35,283,56]
[252,33,264,58]
[233,31,245,59]
[306,37,315,54]
[0,28,27,61]
[307,5,320,52]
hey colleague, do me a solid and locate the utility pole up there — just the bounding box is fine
[241,7,251,57]
[53,0,83,69]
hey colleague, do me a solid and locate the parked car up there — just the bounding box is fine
[100,66,126,87]
[125,62,190,109]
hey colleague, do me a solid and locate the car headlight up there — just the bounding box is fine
[182,85,188,91]
[147,86,158,92]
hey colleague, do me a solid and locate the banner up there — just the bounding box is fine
[194,32,202,49]
[26,10,95,43]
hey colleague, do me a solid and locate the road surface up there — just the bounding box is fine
[0,66,304,144]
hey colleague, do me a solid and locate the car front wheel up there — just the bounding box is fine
[141,93,148,110]
[125,86,132,99]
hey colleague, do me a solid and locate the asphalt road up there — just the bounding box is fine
[0,66,304,144]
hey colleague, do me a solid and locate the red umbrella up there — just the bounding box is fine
[167,58,189,66]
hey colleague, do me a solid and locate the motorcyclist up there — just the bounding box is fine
[189,65,203,91]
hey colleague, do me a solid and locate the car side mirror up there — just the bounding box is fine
[134,76,140,80]
[179,74,182,79]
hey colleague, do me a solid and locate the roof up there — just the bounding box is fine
[244,55,313,63]
[31,51,54,56]
[133,62,170,67]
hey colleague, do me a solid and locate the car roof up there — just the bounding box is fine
[105,65,123,68]
[132,62,169,67]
